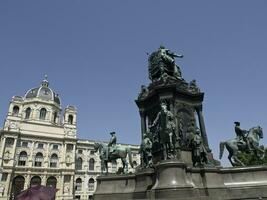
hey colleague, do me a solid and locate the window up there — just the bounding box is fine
[88,178,94,191]
[1,173,8,181]
[52,144,58,150]
[68,115,73,124]
[25,107,31,119]
[30,176,41,186]
[50,154,58,168]
[75,178,82,191]
[12,106,19,116]
[76,158,83,170]
[18,152,27,166]
[39,108,47,120]
[46,176,57,188]
[78,149,83,154]
[66,144,73,151]
[37,143,44,149]
[34,153,43,167]
[89,158,95,171]
[6,138,14,146]
[90,150,95,155]
[21,141,28,148]
[53,112,57,123]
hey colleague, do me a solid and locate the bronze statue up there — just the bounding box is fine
[94,141,133,174]
[191,129,208,167]
[106,131,117,161]
[140,133,153,168]
[234,122,251,150]
[220,124,264,166]
[148,46,183,81]
[150,102,176,160]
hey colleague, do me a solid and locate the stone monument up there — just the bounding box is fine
[94,46,267,200]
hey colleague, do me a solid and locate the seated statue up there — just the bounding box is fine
[148,46,183,81]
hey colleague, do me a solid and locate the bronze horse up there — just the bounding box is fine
[94,142,133,174]
[219,126,264,166]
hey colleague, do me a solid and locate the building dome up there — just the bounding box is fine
[24,76,61,105]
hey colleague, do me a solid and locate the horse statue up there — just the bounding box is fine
[219,126,264,166]
[93,142,134,174]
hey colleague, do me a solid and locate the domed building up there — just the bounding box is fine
[0,77,140,200]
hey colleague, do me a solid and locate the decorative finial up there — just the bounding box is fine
[41,74,49,87]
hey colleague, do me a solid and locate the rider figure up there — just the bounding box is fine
[106,132,117,160]
[234,122,252,150]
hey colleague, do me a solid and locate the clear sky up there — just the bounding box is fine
[1,1,267,166]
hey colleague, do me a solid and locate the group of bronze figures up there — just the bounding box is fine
[139,101,210,168]
[92,46,265,175]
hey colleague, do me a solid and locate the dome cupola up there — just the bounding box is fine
[24,75,61,105]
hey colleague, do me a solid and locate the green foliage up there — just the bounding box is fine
[237,146,267,166]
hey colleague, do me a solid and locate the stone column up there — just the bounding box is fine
[140,111,147,140]
[60,175,64,196]
[24,174,30,190]
[5,173,12,197]
[11,138,18,166]
[196,106,210,151]
[70,175,74,197]
[0,137,6,167]
[29,141,35,166]
[41,174,47,185]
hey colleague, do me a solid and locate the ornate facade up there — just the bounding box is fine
[0,77,140,200]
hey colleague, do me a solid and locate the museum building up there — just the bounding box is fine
[0,77,140,200]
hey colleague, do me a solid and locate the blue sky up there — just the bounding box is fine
[1,1,267,166]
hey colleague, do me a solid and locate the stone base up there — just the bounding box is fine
[94,161,267,200]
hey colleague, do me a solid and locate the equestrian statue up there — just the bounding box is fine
[219,122,265,166]
[94,132,134,174]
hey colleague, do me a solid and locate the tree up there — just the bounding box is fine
[237,146,267,166]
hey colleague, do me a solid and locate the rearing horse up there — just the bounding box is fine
[93,142,133,174]
[219,126,264,166]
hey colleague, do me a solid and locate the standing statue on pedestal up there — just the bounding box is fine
[219,123,264,166]
[150,102,176,160]
[94,132,133,174]
[191,129,208,167]
[140,133,153,168]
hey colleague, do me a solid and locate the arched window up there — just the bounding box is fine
[39,108,47,120]
[76,157,83,170]
[25,107,31,119]
[89,158,95,171]
[30,176,41,187]
[53,112,57,123]
[46,176,57,188]
[11,176,25,199]
[18,151,27,166]
[50,154,58,168]
[75,178,82,191]
[12,105,19,116]
[88,178,94,191]
[68,115,73,124]
[34,152,43,167]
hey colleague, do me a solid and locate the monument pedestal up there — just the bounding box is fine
[94,161,267,200]
[152,161,197,199]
